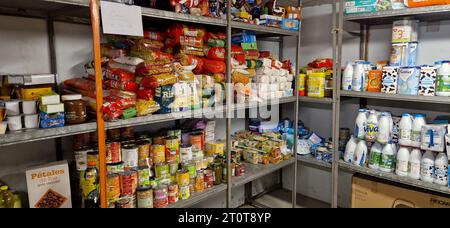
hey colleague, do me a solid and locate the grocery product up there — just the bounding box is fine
[396,147,410,177]
[379,142,396,173]
[377,112,392,144]
[355,109,368,140]
[344,0,391,14]
[381,66,399,94]
[398,66,420,95]
[307,73,326,98]
[399,113,413,146]
[352,61,366,92]
[408,149,422,180]
[21,100,36,115]
[392,19,419,43]
[411,114,426,147]
[368,142,383,170]
[342,62,354,91]
[365,110,379,142]
[434,153,448,186]
[405,0,447,7]
[421,151,435,183]
[436,61,450,96]
[62,94,86,125]
[353,140,368,167]
[367,70,382,92]
[421,125,447,152]
[419,66,438,96]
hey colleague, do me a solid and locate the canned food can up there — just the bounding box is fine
[120,170,137,196]
[107,174,121,203]
[152,144,166,164]
[165,136,179,163]
[107,128,121,141]
[180,144,193,163]
[87,151,99,167]
[106,141,122,164]
[176,170,190,187]
[122,144,138,169]
[137,187,153,208]
[204,170,214,189]
[153,186,168,208]
[192,150,204,160]
[195,171,204,192]
[183,162,197,179]
[73,133,91,150]
[168,184,179,204]
[107,162,125,174]
[155,163,170,179]
[74,148,90,171]
[168,161,179,176]
[189,179,195,193]
[194,159,203,171]
[115,197,132,208]
[137,140,150,161]
[179,185,190,200]
[121,127,135,141]
[190,132,203,151]
[150,178,158,189]
[153,136,165,146]
[138,166,151,188]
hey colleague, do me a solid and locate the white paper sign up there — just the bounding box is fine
[101,1,143,37]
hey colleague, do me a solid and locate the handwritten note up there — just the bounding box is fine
[101,1,143,37]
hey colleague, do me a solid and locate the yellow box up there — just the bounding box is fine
[21,87,53,101]
[205,141,224,157]
[307,72,326,98]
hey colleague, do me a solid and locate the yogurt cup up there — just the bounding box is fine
[22,100,37,115]
[0,121,7,135]
[4,100,21,116]
[24,114,39,129]
[7,115,22,131]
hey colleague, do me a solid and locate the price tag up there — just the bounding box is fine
[100,1,143,37]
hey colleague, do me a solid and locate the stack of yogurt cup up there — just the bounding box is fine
[1,99,39,133]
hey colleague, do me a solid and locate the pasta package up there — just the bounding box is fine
[103,102,124,121]
[140,73,178,89]
[136,99,160,117]
[206,47,226,61]
[136,89,155,100]
[108,61,136,73]
[105,68,136,82]
[130,50,174,62]
[113,57,144,66]
[132,39,164,52]
[203,59,226,74]
[107,89,136,98]
[143,29,166,42]
[101,45,128,58]
[178,71,196,82]
[180,46,204,56]
[63,78,96,91]
[104,95,136,110]
[135,62,173,76]
[104,80,139,92]
[232,70,251,84]
[180,36,204,48]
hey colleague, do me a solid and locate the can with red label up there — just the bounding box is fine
[106,141,122,164]
[204,170,214,189]
[120,170,137,196]
[165,136,179,163]
[168,184,179,204]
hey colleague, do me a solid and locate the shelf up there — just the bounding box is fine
[344,5,450,25]
[233,96,297,111]
[231,21,299,37]
[339,160,450,195]
[141,7,226,27]
[340,90,450,105]
[232,158,295,188]
[299,96,334,104]
[297,155,332,169]
[0,122,97,147]
[165,184,227,208]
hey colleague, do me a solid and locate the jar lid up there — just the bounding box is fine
[61,94,82,101]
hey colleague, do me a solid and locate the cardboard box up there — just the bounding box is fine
[21,87,53,101]
[39,103,64,114]
[8,74,56,86]
[39,92,60,105]
[352,175,450,208]
[344,0,379,14]
[26,161,72,208]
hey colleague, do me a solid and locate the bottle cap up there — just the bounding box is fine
[402,113,411,117]
[0,185,8,191]
[415,114,425,118]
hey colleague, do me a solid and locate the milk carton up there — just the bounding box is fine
[398,66,420,95]
[381,66,399,94]
[418,66,437,96]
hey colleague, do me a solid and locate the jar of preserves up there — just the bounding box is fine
[62,94,87,124]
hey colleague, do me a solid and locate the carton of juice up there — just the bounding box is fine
[367,70,383,92]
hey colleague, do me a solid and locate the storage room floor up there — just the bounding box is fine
[240,189,330,208]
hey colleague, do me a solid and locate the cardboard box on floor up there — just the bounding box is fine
[352,175,450,208]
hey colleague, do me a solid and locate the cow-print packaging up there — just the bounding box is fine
[418,66,437,96]
[382,66,399,94]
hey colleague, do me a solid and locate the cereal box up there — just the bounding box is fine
[26,161,72,208]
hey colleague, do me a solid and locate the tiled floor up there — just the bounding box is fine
[241,189,330,208]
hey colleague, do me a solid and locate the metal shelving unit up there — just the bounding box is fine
[331,2,450,208]
[232,159,296,188]
[0,0,302,208]
[297,155,332,169]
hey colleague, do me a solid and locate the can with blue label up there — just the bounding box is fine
[155,85,174,114]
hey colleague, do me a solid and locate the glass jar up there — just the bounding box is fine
[62,94,86,124]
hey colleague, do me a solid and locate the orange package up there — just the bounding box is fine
[367,70,383,92]
[406,0,447,7]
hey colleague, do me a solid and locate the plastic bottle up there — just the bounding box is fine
[0,186,14,208]
[377,112,392,144]
[420,151,435,183]
[398,113,413,146]
[368,142,383,170]
[344,135,358,163]
[436,60,450,96]
[365,110,379,142]
[408,149,422,180]
[434,153,448,186]
[353,140,368,167]
[355,109,368,140]
[352,62,365,92]
[411,114,426,148]
[396,147,410,177]
[342,62,354,91]
[380,142,396,173]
